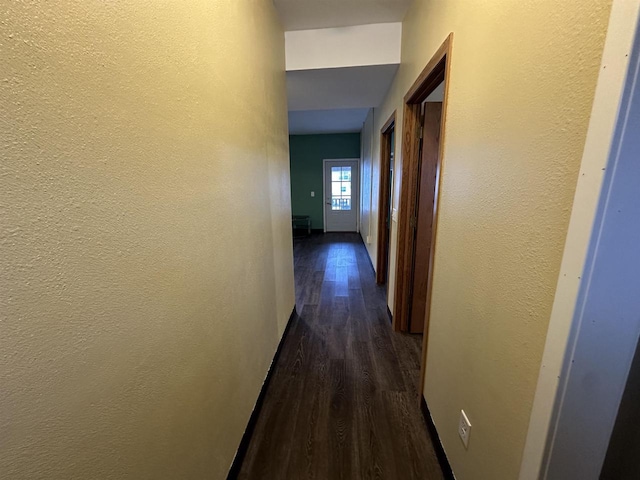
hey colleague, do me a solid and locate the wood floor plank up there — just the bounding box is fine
[327,359,356,480]
[350,341,394,480]
[238,233,445,480]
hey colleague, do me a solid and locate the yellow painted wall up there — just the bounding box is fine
[1,1,294,478]
[369,0,613,478]
[360,108,376,260]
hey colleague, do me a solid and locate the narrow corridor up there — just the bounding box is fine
[238,233,444,479]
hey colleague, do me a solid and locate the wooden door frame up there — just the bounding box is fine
[390,34,453,399]
[375,111,396,284]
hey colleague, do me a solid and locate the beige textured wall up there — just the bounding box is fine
[1,1,294,478]
[369,0,612,478]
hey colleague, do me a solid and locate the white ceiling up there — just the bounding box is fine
[277,1,408,134]
[289,108,370,135]
[287,64,399,111]
[274,0,413,31]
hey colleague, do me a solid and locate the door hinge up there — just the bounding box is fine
[410,215,417,229]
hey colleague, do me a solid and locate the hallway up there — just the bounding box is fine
[238,233,444,479]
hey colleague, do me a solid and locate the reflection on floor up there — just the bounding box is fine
[238,233,444,479]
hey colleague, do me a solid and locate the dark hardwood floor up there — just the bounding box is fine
[238,233,444,480]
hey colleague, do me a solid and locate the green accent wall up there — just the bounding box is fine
[289,133,361,230]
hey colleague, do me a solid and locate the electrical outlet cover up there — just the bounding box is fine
[458,409,471,448]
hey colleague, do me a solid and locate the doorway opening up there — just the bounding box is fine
[390,34,453,397]
[323,159,360,232]
[376,112,396,286]
[405,88,444,334]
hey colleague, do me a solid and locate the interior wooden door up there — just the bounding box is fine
[408,102,442,333]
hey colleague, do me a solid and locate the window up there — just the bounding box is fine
[331,166,352,210]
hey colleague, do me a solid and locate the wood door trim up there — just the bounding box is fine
[381,110,396,133]
[404,37,450,104]
[390,33,453,402]
[376,110,396,284]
